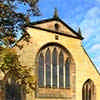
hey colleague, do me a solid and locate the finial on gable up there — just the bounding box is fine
[53,8,59,18]
[78,27,82,36]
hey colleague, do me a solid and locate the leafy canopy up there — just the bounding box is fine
[0,0,40,47]
[0,0,40,93]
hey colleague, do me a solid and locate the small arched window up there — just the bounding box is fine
[5,83,21,100]
[5,76,22,100]
[55,23,59,31]
[82,79,96,100]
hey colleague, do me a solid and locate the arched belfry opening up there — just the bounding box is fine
[82,79,96,100]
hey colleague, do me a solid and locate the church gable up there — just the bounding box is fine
[26,18,83,40]
[33,20,77,36]
[24,9,83,40]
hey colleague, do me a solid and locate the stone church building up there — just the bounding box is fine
[0,10,100,100]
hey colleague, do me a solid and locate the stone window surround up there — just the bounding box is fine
[38,46,70,88]
[82,79,96,100]
[35,43,76,99]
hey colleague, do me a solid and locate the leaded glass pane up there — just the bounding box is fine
[59,50,64,88]
[38,52,44,87]
[89,87,91,100]
[45,48,51,88]
[52,48,57,88]
[86,84,89,100]
[82,87,85,100]
[65,58,70,88]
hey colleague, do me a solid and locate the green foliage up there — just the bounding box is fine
[0,47,37,93]
[0,0,40,47]
[0,0,39,93]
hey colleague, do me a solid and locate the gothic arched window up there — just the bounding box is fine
[82,79,96,100]
[38,45,71,89]
[5,83,21,100]
[5,76,22,100]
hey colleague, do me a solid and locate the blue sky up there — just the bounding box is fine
[17,0,100,71]
[34,0,100,72]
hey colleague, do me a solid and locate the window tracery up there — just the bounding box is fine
[82,79,96,100]
[38,45,70,88]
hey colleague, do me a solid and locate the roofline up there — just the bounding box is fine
[27,25,83,40]
[25,17,56,25]
[81,45,100,75]
[57,18,83,39]
[24,17,84,40]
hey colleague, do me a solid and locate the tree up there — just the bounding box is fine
[0,0,40,47]
[0,47,37,93]
[0,0,40,94]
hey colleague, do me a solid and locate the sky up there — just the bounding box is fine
[17,0,100,72]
